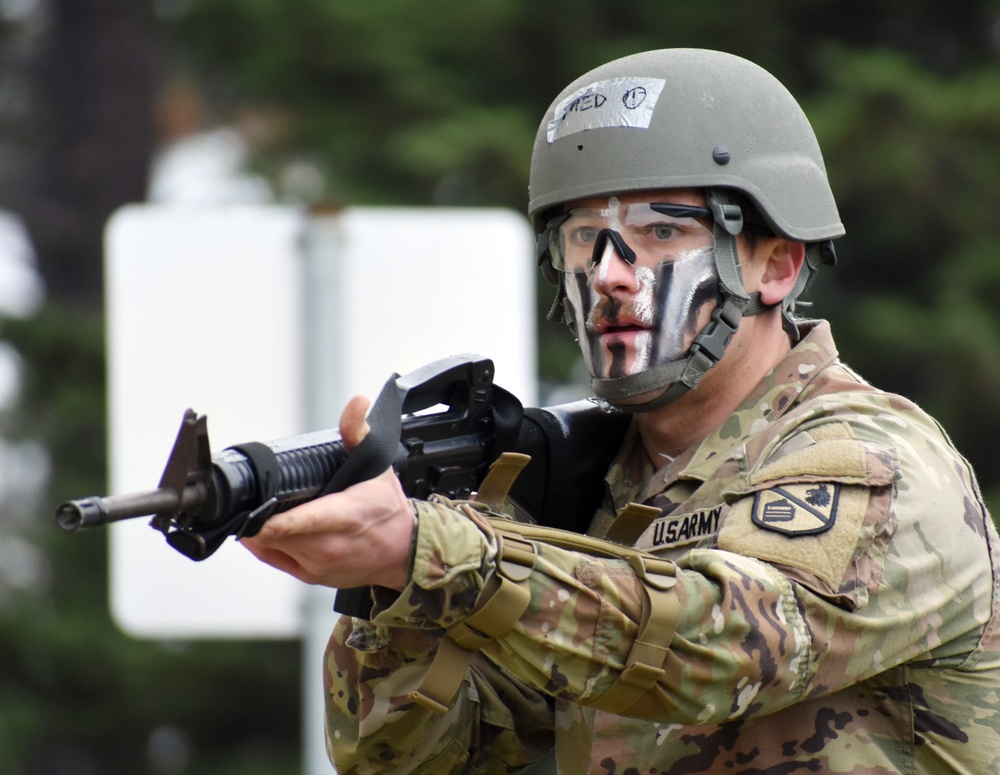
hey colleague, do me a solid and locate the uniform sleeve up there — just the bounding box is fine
[324,615,554,774]
[324,495,559,774]
[361,463,994,732]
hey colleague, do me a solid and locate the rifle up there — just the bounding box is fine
[57,354,631,616]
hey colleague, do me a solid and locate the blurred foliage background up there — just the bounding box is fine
[1,0,999,772]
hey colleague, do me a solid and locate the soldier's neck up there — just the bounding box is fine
[635,319,793,461]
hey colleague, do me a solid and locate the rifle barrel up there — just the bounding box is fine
[56,487,183,532]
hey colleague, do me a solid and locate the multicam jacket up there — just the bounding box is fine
[324,321,1000,774]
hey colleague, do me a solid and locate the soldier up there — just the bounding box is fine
[242,49,1000,773]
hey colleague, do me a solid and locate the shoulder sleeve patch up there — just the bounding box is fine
[719,483,872,591]
[718,429,899,593]
[753,483,839,536]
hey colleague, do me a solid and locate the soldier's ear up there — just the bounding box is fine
[757,240,804,307]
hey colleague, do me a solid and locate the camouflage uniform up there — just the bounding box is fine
[324,320,1000,774]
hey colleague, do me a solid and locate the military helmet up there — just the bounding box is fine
[530,49,843,413]
[529,48,844,243]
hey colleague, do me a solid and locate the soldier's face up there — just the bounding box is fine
[554,190,720,381]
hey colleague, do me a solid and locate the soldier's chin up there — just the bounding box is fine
[589,356,691,409]
[592,340,643,381]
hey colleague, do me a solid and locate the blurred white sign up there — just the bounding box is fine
[105,204,536,639]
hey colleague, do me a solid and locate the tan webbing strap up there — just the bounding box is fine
[407,535,537,713]
[584,554,679,714]
[407,635,475,714]
[473,452,532,511]
[604,502,663,544]
[486,517,673,567]
[448,572,531,649]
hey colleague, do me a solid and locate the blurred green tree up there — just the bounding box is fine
[807,46,1000,507]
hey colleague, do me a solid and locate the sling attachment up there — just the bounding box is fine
[582,554,679,715]
[604,502,663,545]
[229,441,283,538]
[407,534,537,714]
[473,452,532,513]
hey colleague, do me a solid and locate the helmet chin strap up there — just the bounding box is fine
[587,190,775,414]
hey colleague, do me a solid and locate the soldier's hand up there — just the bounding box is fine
[240,395,414,591]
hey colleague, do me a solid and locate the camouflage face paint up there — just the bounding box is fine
[565,246,719,381]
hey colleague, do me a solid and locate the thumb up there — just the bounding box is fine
[339,394,372,452]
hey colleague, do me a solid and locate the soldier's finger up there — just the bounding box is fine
[340,394,372,452]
